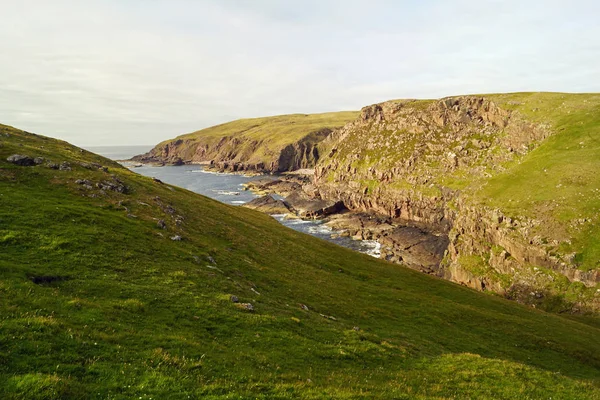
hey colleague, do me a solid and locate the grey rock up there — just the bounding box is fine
[7,154,35,166]
[96,180,128,193]
[33,157,44,165]
[243,195,291,215]
[230,295,239,303]
[170,235,182,241]
[59,162,72,171]
[157,219,166,229]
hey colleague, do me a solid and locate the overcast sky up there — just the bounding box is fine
[1,0,599,146]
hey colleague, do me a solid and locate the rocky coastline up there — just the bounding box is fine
[132,94,600,313]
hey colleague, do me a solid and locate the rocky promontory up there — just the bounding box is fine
[131,111,357,173]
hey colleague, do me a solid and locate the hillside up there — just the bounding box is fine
[132,111,358,173]
[313,92,600,312]
[2,124,600,398]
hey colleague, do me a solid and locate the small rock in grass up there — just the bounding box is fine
[170,235,182,241]
[46,162,59,170]
[59,161,72,171]
[300,304,309,311]
[236,303,254,312]
[157,219,166,229]
[230,295,239,303]
[33,157,44,165]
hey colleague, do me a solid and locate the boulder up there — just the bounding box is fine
[285,191,345,218]
[243,195,291,215]
[6,154,35,166]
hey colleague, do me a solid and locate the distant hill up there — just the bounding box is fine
[1,123,600,398]
[132,111,358,173]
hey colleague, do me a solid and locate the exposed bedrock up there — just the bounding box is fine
[132,129,333,173]
[312,96,598,311]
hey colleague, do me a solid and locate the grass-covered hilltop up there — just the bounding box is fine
[313,92,600,313]
[2,118,600,398]
[132,111,358,173]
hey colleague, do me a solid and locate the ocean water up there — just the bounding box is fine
[84,145,154,161]
[91,146,380,257]
[132,165,381,258]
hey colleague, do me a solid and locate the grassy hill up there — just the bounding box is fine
[314,93,600,311]
[1,123,600,398]
[133,111,358,172]
[480,93,600,271]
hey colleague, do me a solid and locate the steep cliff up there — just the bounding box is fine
[314,93,600,312]
[132,111,358,172]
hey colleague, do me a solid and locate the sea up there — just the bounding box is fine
[86,145,381,258]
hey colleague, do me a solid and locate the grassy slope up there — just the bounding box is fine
[148,111,358,165]
[481,93,600,271]
[1,124,600,399]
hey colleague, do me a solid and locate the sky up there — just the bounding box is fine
[0,0,599,146]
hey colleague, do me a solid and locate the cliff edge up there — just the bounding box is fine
[132,111,357,173]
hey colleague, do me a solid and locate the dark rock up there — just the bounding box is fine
[46,162,59,170]
[230,295,239,303]
[7,154,35,166]
[157,219,166,229]
[59,162,72,171]
[152,177,163,184]
[29,275,70,285]
[243,195,291,215]
[285,191,345,218]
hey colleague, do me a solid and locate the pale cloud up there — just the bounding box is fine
[0,0,598,145]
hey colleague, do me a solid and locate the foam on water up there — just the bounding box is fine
[361,240,382,258]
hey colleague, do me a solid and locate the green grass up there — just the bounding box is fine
[481,93,600,270]
[146,111,358,168]
[1,123,600,398]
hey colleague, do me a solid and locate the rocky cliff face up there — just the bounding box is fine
[314,96,599,312]
[133,129,332,173]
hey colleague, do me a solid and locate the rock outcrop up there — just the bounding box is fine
[132,112,358,173]
[312,95,598,311]
[243,195,291,215]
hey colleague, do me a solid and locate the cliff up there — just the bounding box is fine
[314,93,600,312]
[132,111,358,172]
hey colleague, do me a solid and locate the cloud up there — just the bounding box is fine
[0,0,598,145]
